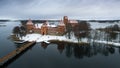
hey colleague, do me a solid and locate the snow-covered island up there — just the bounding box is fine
[12,16,120,47]
[20,33,120,46]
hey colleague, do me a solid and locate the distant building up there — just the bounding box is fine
[26,16,78,35]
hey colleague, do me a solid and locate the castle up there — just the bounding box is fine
[26,16,78,35]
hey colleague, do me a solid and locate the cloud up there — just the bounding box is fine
[0,0,120,20]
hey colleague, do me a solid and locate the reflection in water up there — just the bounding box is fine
[14,44,22,48]
[41,42,49,49]
[2,42,118,68]
[66,45,72,58]
[119,47,120,54]
[42,42,117,59]
[57,43,65,54]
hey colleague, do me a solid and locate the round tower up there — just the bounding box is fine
[26,19,34,33]
[63,16,68,25]
[41,22,48,35]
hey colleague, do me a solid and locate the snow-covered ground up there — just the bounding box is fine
[92,40,120,46]
[21,34,81,43]
[21,33,120,46]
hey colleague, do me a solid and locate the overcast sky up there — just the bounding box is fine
[0,0,120,20]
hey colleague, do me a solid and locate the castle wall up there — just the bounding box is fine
[47,27,58,35]
[57,25,65,35]
[41,26,48,35]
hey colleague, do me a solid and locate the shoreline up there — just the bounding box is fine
[48,40,89,45]
[20,33,120,46]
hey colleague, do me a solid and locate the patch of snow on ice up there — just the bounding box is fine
[89,22,120,29]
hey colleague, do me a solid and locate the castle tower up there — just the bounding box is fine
[26,19,34,33]
[57,20,65,34]
[63,16,68,25]
[41,22,48,35]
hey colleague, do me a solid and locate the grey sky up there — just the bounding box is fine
[0,0,120,20]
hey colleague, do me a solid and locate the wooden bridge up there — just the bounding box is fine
[0,41,36,66]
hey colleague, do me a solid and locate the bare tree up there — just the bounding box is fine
[13,26,20,37]
[66,23,72,39]
[73,21,91,42]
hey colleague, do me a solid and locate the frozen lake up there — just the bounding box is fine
[0,21,120,68]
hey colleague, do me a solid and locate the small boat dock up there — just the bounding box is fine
[0,41,36,66]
